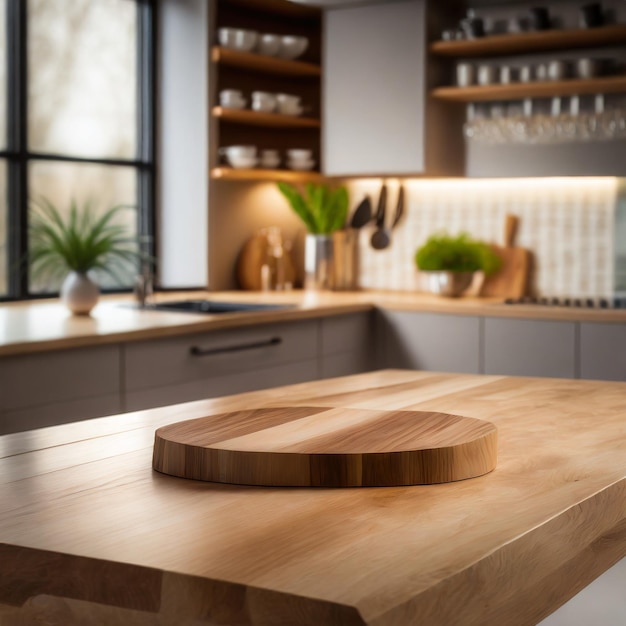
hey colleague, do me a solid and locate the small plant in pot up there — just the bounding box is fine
[28,197,146,315]
[277,182,349,290]
[415,232,501,297]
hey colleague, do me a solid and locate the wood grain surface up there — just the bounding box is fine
[1,370,625,625]
[153,406,498,487]
[481,214,531,299]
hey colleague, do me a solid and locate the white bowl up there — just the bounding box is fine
[257,33,281,56]
[287,149,312,160]
[276,93,301,105]
[277,35,308,60]
[228,155,259,169]
[286,158,315,171]
[278,104,303,116]
[251,91,277,113]
[218,28,258,52]
[220,145,257,160]
[252,100,277,113]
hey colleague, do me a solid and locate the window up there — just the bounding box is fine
[0,0,154,299]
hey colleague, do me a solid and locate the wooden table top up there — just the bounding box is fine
[1,370,625,625]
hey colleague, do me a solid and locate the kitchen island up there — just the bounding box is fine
[1,369,624,625]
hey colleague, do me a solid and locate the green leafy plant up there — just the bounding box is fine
[415,232,501,275]
[28,197,145,285]
[277,182,349,235]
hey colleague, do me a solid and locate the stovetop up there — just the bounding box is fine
[504,296,626,309]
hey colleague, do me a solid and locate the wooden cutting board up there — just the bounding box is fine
[236,232,297,290]
[480,213,531,299]
[153,406,498,487]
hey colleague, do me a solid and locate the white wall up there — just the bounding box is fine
[157,0,209,288]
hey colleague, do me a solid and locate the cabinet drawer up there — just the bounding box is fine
[124,320,319,391]
[0,345,121,412]
[125,358,319,413]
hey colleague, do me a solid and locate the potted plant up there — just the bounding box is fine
[415,232,501,297]
[277,182,349,290]
[29,197,146,314]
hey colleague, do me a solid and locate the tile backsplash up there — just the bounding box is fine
[349,177,622,297]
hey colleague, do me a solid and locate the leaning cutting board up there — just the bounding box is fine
[236,231,297,290]
[480,213,531,299]
[153,406,498,487]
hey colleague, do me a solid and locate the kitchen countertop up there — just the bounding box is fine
[2,289,626,357]
[0,369,624,625]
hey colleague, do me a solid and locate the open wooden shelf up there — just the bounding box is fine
[212,46,321,77]
[212,106,321,129]
[430,24,626,58]
[211,167,324,183]
[432,75,626,102]
[222,0,321,19]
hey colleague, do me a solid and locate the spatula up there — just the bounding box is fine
[349,195,373,229]
[370,183,390,250]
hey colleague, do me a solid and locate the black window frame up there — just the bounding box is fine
[1,0,156,301]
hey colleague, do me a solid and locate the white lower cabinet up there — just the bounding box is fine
[379,310,481,374]
[0,345,122,435]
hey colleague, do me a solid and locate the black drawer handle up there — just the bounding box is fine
[189,336,282,357]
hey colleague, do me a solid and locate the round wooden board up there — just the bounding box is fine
[152,406,498,487]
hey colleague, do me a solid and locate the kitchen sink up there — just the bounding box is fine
[138,299,294,314]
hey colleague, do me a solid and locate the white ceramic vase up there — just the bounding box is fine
[61,271,99,315]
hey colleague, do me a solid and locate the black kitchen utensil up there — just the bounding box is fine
[370,183,390,250]
[580,2,604,28]
[391,184,405,229]
[350,195,373,229]
[529,7,551,30]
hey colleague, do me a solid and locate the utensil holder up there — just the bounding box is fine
[332,230,360,291]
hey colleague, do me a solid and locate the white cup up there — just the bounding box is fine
[220,89,246,109]
[519,65,533,82]
[535,63,548,81]
[252,91,277,113]
[456,63,475,86]
[477,65,496,86]
[260,149,281,168]
[276,94,303,115]
[548,60,567,81]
